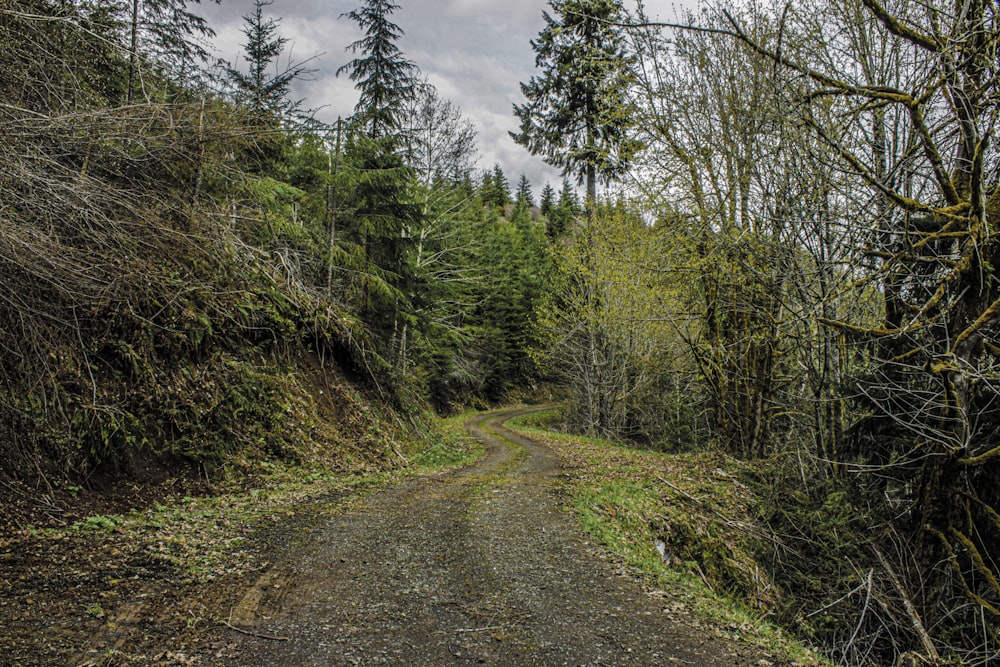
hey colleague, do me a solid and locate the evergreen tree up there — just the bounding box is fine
[338,0,419,139]
[539,183,556,218]
[558,178,580,214]
[512,0,642,205]
[480,163,511,210]
[455,171,476,200]
[225,0,308,124]
[126,0,219,102]
[492,164,511,207]
[340,134,421,368]
[515,173,534,211]
[547,178,579,238]
[477,208,554,399]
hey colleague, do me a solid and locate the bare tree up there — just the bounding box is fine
[627,2,812,458]
[637,0,1000,660]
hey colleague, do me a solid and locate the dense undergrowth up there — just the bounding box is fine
[513,405,1000,666]
[0,1,474,491]
[506,408,838,667]
[0,409,483,666]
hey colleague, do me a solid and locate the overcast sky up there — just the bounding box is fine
[198,0,687,194]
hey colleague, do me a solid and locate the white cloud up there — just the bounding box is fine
[445,0,546,25]
[198,0,697,193]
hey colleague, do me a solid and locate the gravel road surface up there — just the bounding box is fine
[223,407,767,666]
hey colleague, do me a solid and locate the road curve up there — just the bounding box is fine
[220,406,763,666]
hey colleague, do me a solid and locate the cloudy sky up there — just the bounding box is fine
[198,0,687,193]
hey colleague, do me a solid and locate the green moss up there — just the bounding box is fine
[72,515,122,532]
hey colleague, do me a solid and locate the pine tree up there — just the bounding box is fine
[225,0,308,124]
[512,0,642,206]
[557,178,580,214]
[338,0,419,139]
[547,178,579,238]
[125,0,220,102]
[492,164,511,206]
[539,183,556,218]
[480,163,511,211]
[515,173,534,210]
[477,208,554,399]
[341,134,421,368]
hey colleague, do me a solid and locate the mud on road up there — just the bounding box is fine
[211,407,770,666]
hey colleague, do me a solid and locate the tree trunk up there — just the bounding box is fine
[127,0,139,104]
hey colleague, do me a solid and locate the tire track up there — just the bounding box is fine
[219,406,766,666]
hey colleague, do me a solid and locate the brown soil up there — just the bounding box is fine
[1,407,779,666]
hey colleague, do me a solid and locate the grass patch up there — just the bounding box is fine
[421,411,486,469]
[504,409,832,667]
[26,413,482,586]
[72,514,123,532]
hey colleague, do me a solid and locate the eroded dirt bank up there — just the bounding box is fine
[211,407,770,666]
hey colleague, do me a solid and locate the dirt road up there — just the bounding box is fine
[215,407,766,666]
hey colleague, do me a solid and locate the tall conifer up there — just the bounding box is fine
[512,0,642,206]
[539,183,556,217]
[337,0,419,138]
[225,0,305,123]
[515,174,534,210]
[126,0,219,101]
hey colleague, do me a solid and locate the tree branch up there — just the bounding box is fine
[860,0,940,52]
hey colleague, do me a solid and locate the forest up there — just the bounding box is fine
[1,0,998,665]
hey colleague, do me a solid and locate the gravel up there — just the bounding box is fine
[215,408,772,666]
